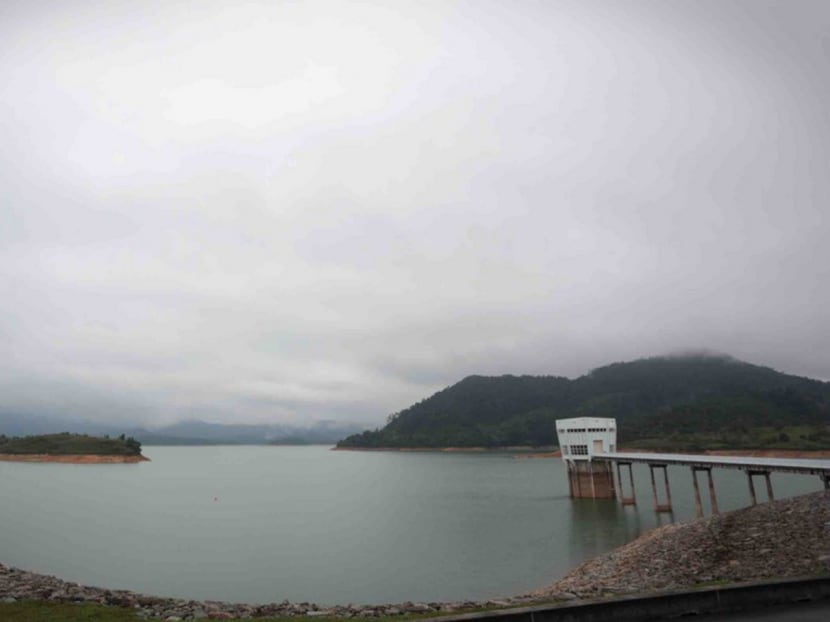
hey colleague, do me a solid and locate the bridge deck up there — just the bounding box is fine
[597,452,830,476]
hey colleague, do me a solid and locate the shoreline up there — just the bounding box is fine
[0,453,150,464]
[0,561,534,618]
[333,446,830,459]
[3,491,828,619]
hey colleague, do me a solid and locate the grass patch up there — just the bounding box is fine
[0,601,502,622]
[0,601,141,621]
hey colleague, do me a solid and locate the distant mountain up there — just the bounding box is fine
[132,421,296,444]
[0,412,106,437]
[126,420,366,445]
[0,413,365,446]
[336,355,830,449]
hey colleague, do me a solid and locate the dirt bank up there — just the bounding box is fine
[514,451,561,458]
[0,454,150,463]
[530,490,830,601]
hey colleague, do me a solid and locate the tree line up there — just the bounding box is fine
[0,432,143,456]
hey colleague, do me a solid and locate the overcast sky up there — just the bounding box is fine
[1,0,828,427]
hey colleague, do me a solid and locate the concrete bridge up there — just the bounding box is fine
[556,417,830,517]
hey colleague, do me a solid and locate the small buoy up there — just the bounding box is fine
[213,496,218,502]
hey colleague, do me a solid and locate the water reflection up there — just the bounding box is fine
[568,498,644,565]
[653,509,676,527]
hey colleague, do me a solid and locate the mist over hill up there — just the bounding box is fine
[0,414,365,446]
[5,354,828,450]
[337,355,830,449]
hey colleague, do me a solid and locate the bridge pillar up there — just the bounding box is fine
[822,475,830,491]
[706,468,719,515]
[691,466,720,518]
[663,464,674,510]
[648,464,673,513]
[747,471,758,505]
[616,461,636,505]
[691,467,704,518]
[746,470,774,505]
[691,467,719,517]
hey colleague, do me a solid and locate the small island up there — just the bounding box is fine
[0,432,149,463]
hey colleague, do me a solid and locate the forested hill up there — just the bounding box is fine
[336,355,830,449]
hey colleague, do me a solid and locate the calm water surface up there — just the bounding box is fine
[0,446,822,604]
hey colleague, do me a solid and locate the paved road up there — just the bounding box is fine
[662,600,830,621]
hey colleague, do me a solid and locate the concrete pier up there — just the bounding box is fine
[556,417,618,500]
[706,467,720,515]
[567,460,616,499]
[616,461,636,505]
[747,470,775,505]
[691,467,704,518]
[690,467,719,517]
[648,464,673,513]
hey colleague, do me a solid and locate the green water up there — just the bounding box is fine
[0,446,822,604]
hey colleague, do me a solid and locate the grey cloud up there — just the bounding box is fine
[1,0,828,427]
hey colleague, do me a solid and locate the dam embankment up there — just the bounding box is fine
[530,490,830,600]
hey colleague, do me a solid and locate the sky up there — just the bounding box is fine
[1,0,829,428]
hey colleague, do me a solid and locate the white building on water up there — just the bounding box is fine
[555,417,617,498]
[556,417,617,459]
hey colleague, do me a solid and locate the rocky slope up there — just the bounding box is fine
[532,491,830,600]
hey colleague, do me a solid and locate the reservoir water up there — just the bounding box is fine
[0,445,823,604]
